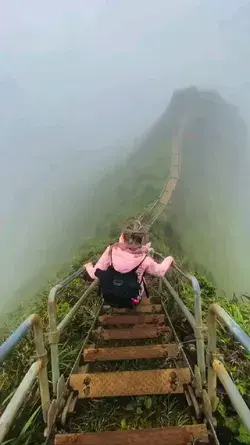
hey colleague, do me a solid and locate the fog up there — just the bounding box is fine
[1,0,250,310]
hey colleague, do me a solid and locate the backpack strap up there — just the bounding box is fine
[132,255,148,294]
[109,246,113,267]
[142,277,149,298]
[109,245,147,275]
[131,254,148,273]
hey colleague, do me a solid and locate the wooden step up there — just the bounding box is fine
[102,304,162,314]
[93,325,171,341]
[139,297,161,306]
[55,424,209,445]
[136,304,162,313]
[98,313,165,326]
[140,296,151,305]
[84,343,179,362]
[70,368,191,398]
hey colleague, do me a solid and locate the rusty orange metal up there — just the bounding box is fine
[102,304,162,314]
[98,314,165,326]
[83,343,179,362]
[70,368,191,398]
[140,296,151,306]
[107,304,162,314]
[93,324,171,341]
[135,304,162,313]
[55,424,208,445]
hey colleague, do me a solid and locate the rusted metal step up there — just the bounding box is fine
[139,296,161,305]
[102,304,162,314]
[84,343,179,362]
[98,313,165,326]
[136,304,162,313]
[92,325,171,341]
[140,296,151,305]
[55,424,209,444]
[70,368,191,398]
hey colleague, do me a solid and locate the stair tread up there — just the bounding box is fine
[104,304,162,314]
[102,304,162,314]
[139,296,152,305]
[98,313,165,325]
[70,368,191,398]
[93,325,171,341]
[84,343,179,361]
[135,304,162,313]
[55,424,209,445]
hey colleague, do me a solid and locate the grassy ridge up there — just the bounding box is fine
[1,87,250,444]
[0,107,175,443]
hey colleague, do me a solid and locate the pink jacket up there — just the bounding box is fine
[85,234,174,287]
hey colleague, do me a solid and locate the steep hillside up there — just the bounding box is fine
[5,86,247,313]
[166,87,248,294]
[87,86,249,296]
[1,87,250,445]
[86,103,175,236]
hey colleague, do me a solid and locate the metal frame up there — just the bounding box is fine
[162,275,205,384]
[162,276,195,328]
[1,237,250,442]
[154,250,206,384]
[48,266,98,394]
[160,298,215,438]
[207,302,250,433]
[212,359,250,432]
[0,314,50,443]
[186,273,205,385]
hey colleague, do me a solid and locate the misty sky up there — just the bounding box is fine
[1,0,250,307]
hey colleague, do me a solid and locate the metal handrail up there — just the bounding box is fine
[207,302,250,433]
[0,361,42,443]
[0,314,50,443]
[162,276,196,328]
[154,252,206,383]
[162,263,250,433]
[173,264,205,385]
[48,266,98,394]
[212,359,250,432]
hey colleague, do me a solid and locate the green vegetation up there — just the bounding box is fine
[167,88,249,296]
[179,274,250,444]
[1,87,250,444]
[68,396,190,433]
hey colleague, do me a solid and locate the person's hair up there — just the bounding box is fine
[121,219,149,245]
[123,230,145,245]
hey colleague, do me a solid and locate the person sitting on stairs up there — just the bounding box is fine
[84,228,174,309]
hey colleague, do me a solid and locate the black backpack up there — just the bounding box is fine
[95,247,147,309]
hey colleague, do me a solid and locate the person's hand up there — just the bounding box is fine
[84,262,92,269]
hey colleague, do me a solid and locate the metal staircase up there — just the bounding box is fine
[54,295,209,445]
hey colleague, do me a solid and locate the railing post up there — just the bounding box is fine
[207,306,217,411]
[57,280,98,334]
[0,314,51,442]
[33,315,50,422]
[212,359,250,433]
[162,277,196,329]
[190,276,206,385]
[48,284,61,395]
[167,262,206,385]
[48,269,96,395]
[0,361,42,443]
[0,313,50,424]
